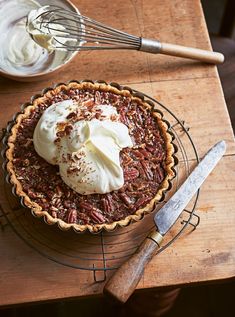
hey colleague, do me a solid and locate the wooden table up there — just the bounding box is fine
[0,0,234,308]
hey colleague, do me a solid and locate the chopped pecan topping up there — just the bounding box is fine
[64,124,73,135]
[66,111,77,120]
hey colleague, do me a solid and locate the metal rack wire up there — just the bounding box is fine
[0,88,200,283]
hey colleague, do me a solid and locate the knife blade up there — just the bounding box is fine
[103,140,226,304]
[155,139,226,235]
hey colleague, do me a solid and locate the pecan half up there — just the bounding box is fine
[119,193,132,206]
[141,160,154,180]
[101,194,115,213]
[67,208,77,223]
[134,196,151,210]
[80,201,94,211]
[124,167,139,181]
[90,210,106,224]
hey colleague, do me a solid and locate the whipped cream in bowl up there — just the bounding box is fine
[33,99,133,195]
[0,0,80,81]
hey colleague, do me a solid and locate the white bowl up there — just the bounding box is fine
[0,0,79,82]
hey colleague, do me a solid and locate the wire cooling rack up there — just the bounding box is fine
[0,86,200,283]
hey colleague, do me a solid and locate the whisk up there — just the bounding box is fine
[28,5,224,64]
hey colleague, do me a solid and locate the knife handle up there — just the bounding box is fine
[103,230,163,304]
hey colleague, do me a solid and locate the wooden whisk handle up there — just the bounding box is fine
[140,38,224,64]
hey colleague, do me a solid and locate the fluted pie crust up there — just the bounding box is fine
[6,81,176,233]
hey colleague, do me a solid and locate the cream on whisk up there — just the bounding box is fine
[26,5,83,53]
[27,6,68,53]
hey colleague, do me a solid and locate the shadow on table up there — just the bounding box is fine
[1,280,235,317]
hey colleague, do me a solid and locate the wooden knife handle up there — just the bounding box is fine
[103,230,163,304]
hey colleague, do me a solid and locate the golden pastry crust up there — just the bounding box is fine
[6,81,176,233]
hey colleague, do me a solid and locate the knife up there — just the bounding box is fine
[103,140,226,303]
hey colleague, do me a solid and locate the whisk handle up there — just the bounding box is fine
[140,38,224,64]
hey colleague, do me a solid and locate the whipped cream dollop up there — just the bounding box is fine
[0,0,77,76]
[33,100,133,195]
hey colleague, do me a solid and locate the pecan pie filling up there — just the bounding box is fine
[6,82,175,232]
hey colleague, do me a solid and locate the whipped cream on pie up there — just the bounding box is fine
[33,99,133,195]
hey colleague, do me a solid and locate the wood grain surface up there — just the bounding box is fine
[0,0,234,307]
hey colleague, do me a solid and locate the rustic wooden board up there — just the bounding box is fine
[0,0,234,308]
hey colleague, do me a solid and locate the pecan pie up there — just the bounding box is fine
[6,81,176,232]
